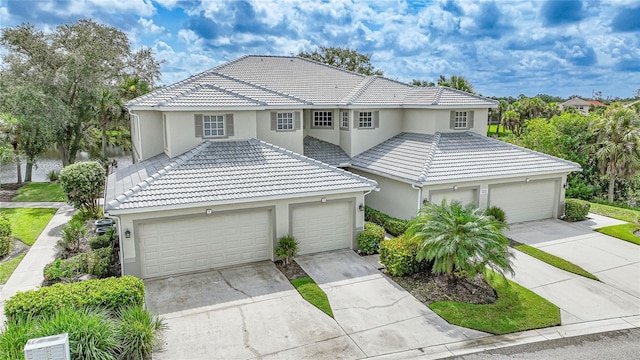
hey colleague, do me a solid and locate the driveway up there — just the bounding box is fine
[505,219,640,324]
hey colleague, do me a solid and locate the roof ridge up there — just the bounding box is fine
[201,83,266,106]
[210,72,311,105]
[433,87,444,105]
[417,132,440,182]
[105,142,211,210]
[343,76,377,104]
[251,138,376,187]
[465,132,582,169]
[437,86,499,105]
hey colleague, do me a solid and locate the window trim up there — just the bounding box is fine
[358,111,373,129]
[276,112,294,132]
[203,114,225,137]
[311,110,333,129]
[340,110,349,130]
[449,110,474,130]
[453,111,468,129]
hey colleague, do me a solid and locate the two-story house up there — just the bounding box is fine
[105,55,579,279]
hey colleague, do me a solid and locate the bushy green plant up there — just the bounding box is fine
[564,199,590,222]
[379,235,430,277]
[364,206,409,237]
[59,161,105,215]
[275,235,298,265]
[5,276,145,322]
[44,247,113,284]
[357,222,385,255]
[57,220,88,258]
[0,214,11,258]
[47,170,59,182]
[0,317,37,359]
[116,306,166,360]
[484,206,507,223]
[90,233,113,250]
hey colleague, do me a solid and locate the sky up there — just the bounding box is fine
[1,0,639,100]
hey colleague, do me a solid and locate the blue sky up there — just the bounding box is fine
[1,0,639,99]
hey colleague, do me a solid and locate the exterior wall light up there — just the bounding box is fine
[525,178,531,183]
[453,185,459,191]
[125,229,131,239]
[321,198,327,203]
[206,209,213,215]
[358,204,365,211]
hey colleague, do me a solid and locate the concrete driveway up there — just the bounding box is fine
[505,219,640,324]
[295,250,488,357]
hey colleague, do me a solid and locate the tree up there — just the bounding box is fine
[0,20,161,166]
[591,108,640,202]
[437,75,474,93]
[411,79,435,87]
[0,113,23,183]
[405,200,514,280]
[501,109,522,135]
[297,46,383,75]
[59,161,106,217]
[95,88,124,158]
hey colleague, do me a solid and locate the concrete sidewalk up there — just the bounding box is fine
[0,203,74,326]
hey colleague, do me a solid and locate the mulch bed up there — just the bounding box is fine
[0,183,22,202]
[0,238,29,264]
[389,271,497,305]
[275,259,309,281]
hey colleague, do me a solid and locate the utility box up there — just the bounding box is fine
[24,333,71,360]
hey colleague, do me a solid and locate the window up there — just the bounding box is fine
[358,111,373,128]
[277,112,293,130]
[341,111,349,128]
[313,111,333,127]
[203,115,224,137]
[454,111,467,129]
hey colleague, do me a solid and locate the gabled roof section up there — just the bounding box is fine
[560,97,591,107]
[104,139,377,212]
[303,136,351,167]
[127,55,497,109]
[351,132,581,184]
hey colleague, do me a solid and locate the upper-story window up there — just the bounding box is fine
[204,115,225,137]
[313,111,333,128]
[277,112,294,131]
[449,110,474,130]
[358,111,373,128]
[454,111,467,129]
[340,111,349,129]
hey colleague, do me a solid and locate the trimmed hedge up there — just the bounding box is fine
[379,234,430,277]
[0,214,11,258]
[364,206,409,237]
[564,199,590,222]
[357,222,386,255]
[89,233,112,250]
[43,247,113,284]
[4,276,144,322]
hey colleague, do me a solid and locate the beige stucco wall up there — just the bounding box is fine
[348,169,419,220]
[164,111,258,158]
[133,111,164,162]
[256,110,304,154]
[110,191,366,277]
[403,108,489,136]
[350,108,404,156]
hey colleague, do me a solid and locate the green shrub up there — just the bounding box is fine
[275,235,298,265]
[0,317,37,359]
[47,170,59,182]
[116,306,166,360]
[484,206,507,223]
[44,247,113,284]
[59,161,105,215]
[364,206,409,237]
[0,214,11,258]
[564,199,590,222]
[4,276,144,322]
[379,235,430,277]
[57,220,88,258]
[357,222,385,255]
[90,233,113,250]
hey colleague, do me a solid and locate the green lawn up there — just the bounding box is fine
[514,244,599,280]
[0,253,25,285]
[487,124,512,138]
[597,223,640,246]
[429,271,561,335]
[569,199,639,223]
[290,277,334,318]
[12,182,66,202]
[0,208,57,245]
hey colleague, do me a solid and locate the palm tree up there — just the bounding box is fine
[501,109,521,135]
[437,75,475,94]
[592,108,640,202]
[405,200,514,280]
[496,100,509,133]
[95,88,123,158]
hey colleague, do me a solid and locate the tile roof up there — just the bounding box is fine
[104,139,377,212]
[128,55,497,109]
[303,136,351,167]
[351,132,581,184]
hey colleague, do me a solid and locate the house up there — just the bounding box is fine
[559,97,594,115]
[585,99,606,108]
[105,55,580,279]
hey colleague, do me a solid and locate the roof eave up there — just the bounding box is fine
[419,168,581,186]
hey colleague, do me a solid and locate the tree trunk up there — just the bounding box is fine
[101,122,108,158]
[15,157,22,184]
[25,159,33,182]
[59,142,69,167]
[608,176,615,203]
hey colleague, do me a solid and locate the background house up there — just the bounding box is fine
[559,97,595,115]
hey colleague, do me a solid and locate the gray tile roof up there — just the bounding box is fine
[128,55,497,109]
[104,139,377,212]
[303,136,351,167]
[351,132,581,184]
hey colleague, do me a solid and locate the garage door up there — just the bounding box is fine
[430,189,477,206]
[291,201,351,255]
[490,180,557,223]
[139,209,271,278]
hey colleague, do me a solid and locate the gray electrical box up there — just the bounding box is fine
[24,333,71,360]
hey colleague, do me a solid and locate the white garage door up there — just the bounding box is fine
[139,209,271,278]
[490,180,557,223]
[430,189,477,206]
[292,201,351,255]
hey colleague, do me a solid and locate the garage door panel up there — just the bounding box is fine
[490,181,556,223]
[292,202,351,255]
[139,209,271,278]
[430,189,477,206]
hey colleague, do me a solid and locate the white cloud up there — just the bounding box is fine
[138,17,165,34]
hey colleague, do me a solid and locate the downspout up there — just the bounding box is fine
[411,184,423,213]
[104,211,125,277]
[128,109,142,162]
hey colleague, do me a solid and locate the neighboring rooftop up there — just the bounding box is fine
[104,139,377,212]
[351,132,581,184]
[303,136,351,167]
[128,55,497,109]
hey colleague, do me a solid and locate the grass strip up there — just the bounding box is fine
[514,244,599,281]
[0,208,57,246]
[290,277,334,318]
[12,182,66,202]
[429,271,560,335]
[597,224,640,246]
[569,199,639,223]
[0,253,26,285]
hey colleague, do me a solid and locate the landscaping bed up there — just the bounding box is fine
[275,259,334,318]
[0,183,22,202]
[389,271,497,305]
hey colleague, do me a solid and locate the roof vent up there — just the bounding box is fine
[24,333,71,360]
